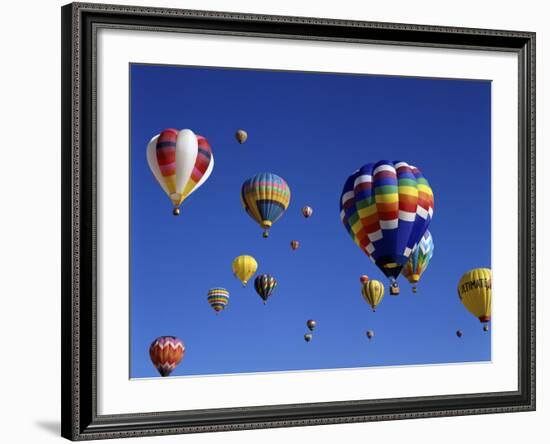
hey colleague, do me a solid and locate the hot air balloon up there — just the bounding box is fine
[290,240,300,250]
[235,129,248,144]
[366,330,375,340]
[307,319,317,331]
[361,279,385,312]
[147,129,214,215]
[483,325,490,332]
[149,336,185,377]
[207,288,230,313]
[340,161,434,292]
[254,274,277,304]
[302,206,313,218]
[359,275,369,284]
[456,330,463,338]
[458,268,491,328]
[304,334,313,342]
[402,230,434,293]
[241,173,291,237]
[232,255,258,286]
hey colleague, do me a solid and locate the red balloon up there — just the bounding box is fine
[149,336,185,377]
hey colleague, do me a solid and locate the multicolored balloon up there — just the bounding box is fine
[458,268,492,325]
[340,161,434,290]
[290,240,300,250]
[359,275,369,284]
[147,129,214,215]
[306,319,317,331]
[402,230,434,293]
[241,173,291,238]
[235,129,248,144]
[302,206,313,218]
[207,288,230,313]
[361,279,385,312]
[254,274,277,304]
[149,336,185,377]
[232,255,258,286]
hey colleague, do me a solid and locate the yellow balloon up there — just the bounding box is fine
[457,268,491,323]
[361,280,385,311]
[232,255,258,286]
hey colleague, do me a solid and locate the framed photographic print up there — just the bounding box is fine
[61,2,536,440]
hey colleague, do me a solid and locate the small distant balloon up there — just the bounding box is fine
[483,324,490,332]
[304,334,313,343]
[149,336,185,377]
[302,206,313,218]
[456,330,463,338]
[207,288,229,313]
[359,275,369,284]
[366,330,374,340]
[306,320,317,331]
[290,240,300,250]
[235,129,248,144]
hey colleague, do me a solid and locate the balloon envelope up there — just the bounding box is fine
[304,334,313,342]
[361,279,385,311]
[340,161,434,280]
[146,129,214,212]
[402,230,434,286]
[306,319,317,331]
[302,206,313,218]
[207,288,230,313]
[241,173,291,237]
[232,255,258,286]
[235,129,248,144]
[458,268,491,322]
[254,274,277,303]
[149,336,185,377]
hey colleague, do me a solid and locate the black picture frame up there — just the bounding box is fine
[61,2,536,440]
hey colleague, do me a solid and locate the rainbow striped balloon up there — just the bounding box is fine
[340,161,434,282]
[241,173,291,237]
[207,288,230,313]
[402,230,434,290]
[254,274,277,304]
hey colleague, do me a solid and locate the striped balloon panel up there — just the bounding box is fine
[241,173,291,229]
[181,135,213,200]
[149,336,185,377]
[155,129,179,194]
[402,230,434,284]
[254,274,277,301]
[340,161,434,279]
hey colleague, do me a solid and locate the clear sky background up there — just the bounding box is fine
[130,64,491,379]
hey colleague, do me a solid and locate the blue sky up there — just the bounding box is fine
[130,64,491,378]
